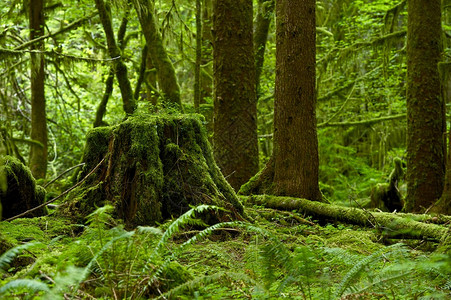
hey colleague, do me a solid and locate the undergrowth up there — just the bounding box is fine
[0,205,450,299]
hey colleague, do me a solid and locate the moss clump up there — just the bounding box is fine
[60,113,244,226]
[0,155,47,219]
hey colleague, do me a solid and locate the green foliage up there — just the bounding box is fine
[1,205,450,299]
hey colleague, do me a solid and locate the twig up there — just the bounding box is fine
[43,163,85,188]
[5,156,107,222]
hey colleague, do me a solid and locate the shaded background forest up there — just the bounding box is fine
[0,0,449,204]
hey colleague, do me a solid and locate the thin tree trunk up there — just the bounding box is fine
[405,0,445,212]
[132,0,182,110]
[29,0,48,179]
[213,0,259,190]
[254,0,274,98]
[194,0,202,112]
[94,68,114,127]
[94,0,136,115]
[200,0,213,103]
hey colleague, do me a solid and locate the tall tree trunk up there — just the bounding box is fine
[201,0,213,102]
[436,62,451,214]
[132,0,182,110]
[194,0,202,112]
[272,0,321,200]
[240,0,322,202]
[405,0,445,212]
[94,0,136,115]
[212,0,259,190]
[29,0,48,179]
[254,0,274,98]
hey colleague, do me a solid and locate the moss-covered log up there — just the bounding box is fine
[242,195,450,244]
[0,156,47,220]
[60,114,244,226]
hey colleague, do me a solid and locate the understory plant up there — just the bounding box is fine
[1,204,450,299]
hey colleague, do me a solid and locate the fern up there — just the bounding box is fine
[0,279,50,296]
[156,271,259,300]
[333,243,405,298]
[0,241,44,273]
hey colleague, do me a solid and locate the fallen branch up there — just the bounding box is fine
[43,163,85,188]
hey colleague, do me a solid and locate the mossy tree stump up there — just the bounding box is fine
[62,114,244,226]
[0,155,47,220]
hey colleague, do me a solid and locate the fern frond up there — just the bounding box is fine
[86,204,115,228]
[149,205,222,261]
[43,265,85,300]
[333,243,405,298]
[0,241,44,272]
[155,271,260,300]
[0,279,50,295]
[137,226,163,236]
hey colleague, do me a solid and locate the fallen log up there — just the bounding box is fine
[241,195,451,248]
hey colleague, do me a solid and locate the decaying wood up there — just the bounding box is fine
[241,195,450,244]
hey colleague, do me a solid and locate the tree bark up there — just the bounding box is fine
[405,0,445,212]
[212,0,259,190]
[132,0,182,110]
[241,0,322,201]
[437,63,451,214]
[29,0,48,179]
[94,0,136,116]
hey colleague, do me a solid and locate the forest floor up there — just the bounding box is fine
[1,201,450,299]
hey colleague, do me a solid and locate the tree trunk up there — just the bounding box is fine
[254,0,274,98]
[29,0,48,179]
[212,0,259,190]
[200,0,213,103]
[194,0,202,112]
[94,0,136,116]
[241,0,322,201]
[132,0,182,110]
[405,0,445,212]
[436,62,451,214]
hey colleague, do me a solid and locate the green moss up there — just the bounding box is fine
[325,229,381,254]
[0,155,47,219]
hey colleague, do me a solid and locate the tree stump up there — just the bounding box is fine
[0,155,47,220]
[60,114,244,226]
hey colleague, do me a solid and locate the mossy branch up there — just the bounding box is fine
[14,12,97,51]
[318,114,405,128]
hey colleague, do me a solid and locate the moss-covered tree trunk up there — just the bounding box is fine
[212,0,259,190]
[242,195,450,245]
[405,0,445,212]
[132,0,182,110]
[240,0,322,201]
[28,0,48,179]
[94,0,136,116]
[61,114,244,226]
